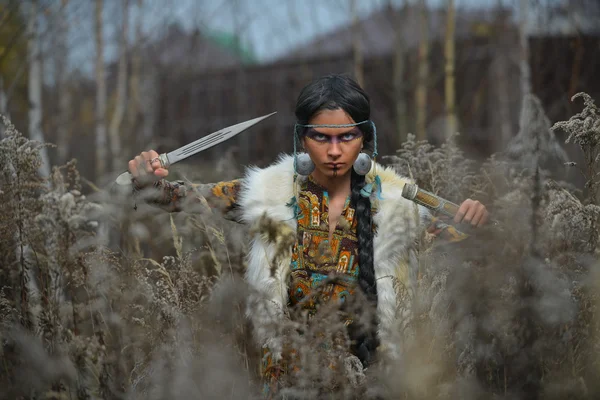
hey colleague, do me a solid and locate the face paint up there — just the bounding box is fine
[293,117,378,182]
[305,128,363,145]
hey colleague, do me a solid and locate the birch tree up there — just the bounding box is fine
[415,0,429,141]
[494,1,513,149]
[127,0,143,143]
[26,0,50,177]
[444,0,458,139]
[0,77,7,119]
[95,0,107,178]
[232,0,250,162]
[0,77,8,139]
[519,0,531,97]
[108,0,129,171]
[391,0,408,143]
[55,0,71,164]
[350,0,364,87]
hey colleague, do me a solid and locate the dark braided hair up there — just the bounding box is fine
[294,74,379,365]
[348,168,379,365]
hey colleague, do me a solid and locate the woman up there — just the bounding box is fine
[128,74,489,394]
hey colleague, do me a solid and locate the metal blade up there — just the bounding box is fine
[165,112,276,165]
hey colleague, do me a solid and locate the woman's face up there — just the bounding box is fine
[302,108,364,179]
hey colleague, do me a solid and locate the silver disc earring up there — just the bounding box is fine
[353,153,372,175]
[296,153,315,175]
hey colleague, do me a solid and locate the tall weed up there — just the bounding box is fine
[0,91,599,399]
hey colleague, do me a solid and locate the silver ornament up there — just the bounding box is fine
[296,153,315,175]
[353,153,372,175]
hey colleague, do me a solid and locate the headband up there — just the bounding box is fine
[293,120,378,158]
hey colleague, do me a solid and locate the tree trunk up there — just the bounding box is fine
[392,0,408,145]
[140,68,158,149]
[108,0,129,171]
[494,1,513,150]
[232,0,250,163]
[351,0,364,87]
[95,0,108,179]
[415,0,429,141]
[0,77,8,140]
[444,0,458,139]
[0,77,7,120]
[127,0,143,148]
[519,0,531,97]
[27,0,51,177]
[56,0,71,164]
[136,0,157,146]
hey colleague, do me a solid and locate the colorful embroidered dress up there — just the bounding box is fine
[142,176,467,394]
[264,175,377,394]
[291,175,362,315]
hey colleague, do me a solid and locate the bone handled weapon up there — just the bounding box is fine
[401,183,460,218]
[402,183,499,227]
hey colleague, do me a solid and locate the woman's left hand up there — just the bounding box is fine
[454,199,489,227]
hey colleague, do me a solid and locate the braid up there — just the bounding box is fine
[351,170,377,302]
[349,169,379,366]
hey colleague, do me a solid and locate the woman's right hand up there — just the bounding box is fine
[128,150,169,188]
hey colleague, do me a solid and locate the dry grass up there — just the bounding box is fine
[1,93,600,399]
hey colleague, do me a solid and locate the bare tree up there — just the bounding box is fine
[127,0,143,143]
[26,0,50,177]
[95,0,108,179]
[391,0,408,144]
[108,0,129,171]
[0,77,7,119]
[0,77,8,139]
[133,0,159,147]
[350,0,364,87]
[55,0,71,165]
[444,0,458,139]
[491,0,514,150]
[415,0,430,141]
[519,0,531,97]
[232,0,251,162]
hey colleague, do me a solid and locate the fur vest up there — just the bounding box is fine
[237,154,421,357]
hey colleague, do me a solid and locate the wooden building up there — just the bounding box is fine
[147,5,600,167]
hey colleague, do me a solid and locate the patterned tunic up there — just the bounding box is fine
[290,176,363,314]
[142,176,468,394]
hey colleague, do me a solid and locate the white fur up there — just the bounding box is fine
[237,155,421,353]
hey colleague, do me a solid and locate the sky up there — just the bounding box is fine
[57,0,567,76]
[171,0,398,61]
[144,0,504,62]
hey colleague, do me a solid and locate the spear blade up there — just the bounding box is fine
[115,112,276,185]
[165,112,276,165]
